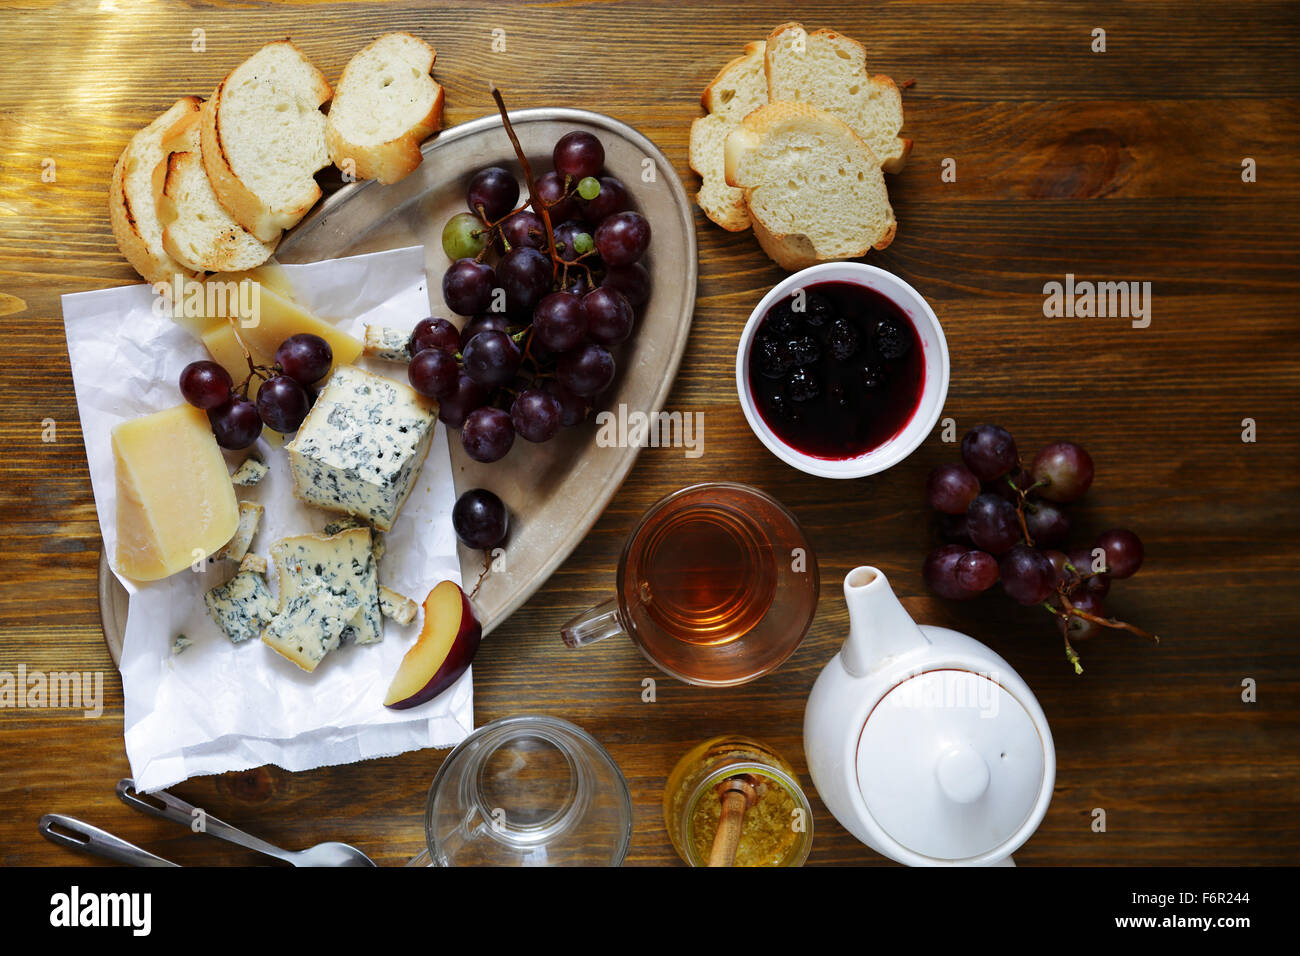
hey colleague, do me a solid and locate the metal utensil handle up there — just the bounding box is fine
[116,778,292,863]
[39,814,178,867]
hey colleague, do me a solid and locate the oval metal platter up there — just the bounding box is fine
[99,107,699,666]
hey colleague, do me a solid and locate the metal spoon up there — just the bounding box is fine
[116,778,376,867]
[39,814,179,867]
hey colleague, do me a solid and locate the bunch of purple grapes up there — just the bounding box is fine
[414,129,652,464]
[923,424,1151,670]
[178,333,333,450]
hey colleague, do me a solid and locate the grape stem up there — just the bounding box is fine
[1005,474,1035,547]
[1044,594,1160,644]
[488,84,565,281]
[469,549,492,600]
[225,315,276,398]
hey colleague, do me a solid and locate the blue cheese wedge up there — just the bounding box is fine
[216,500,263,562]
[271,527,383,645]
[285,365,437,532]
[363,324,411,363]
[261,581,360,672]
[378,585,418,625]
[231,455,269,486]
[204,569,277,644]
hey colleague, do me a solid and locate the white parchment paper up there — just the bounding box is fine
[60,246,472,792]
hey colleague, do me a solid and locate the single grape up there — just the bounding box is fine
[544,380,591,426]
[1030,441,1094,503]
[467,166,519,221]
[461,406,515,463]
[966,493,1021,555]
[533,292,588,352]
[511,388,562,443]
[1025,500,1070,547]
[442,212,488,261]
[923,544,978,600]
[275,333,333,385]
[1043,549,1074,589]
[443,259,496,316]
[497,246,553,313]
[452,488,509,550]
[1082,572,1111,598]
[582,287,634,346]
[1068,546,1105,577]
[437,373,489,429]
[553,220,593,263]
[409,317,460,356]
[209,397,261,450]
[408,348,460,399]
[500,210,546,250]
[256,374,311,433]
[999,545,1055,606]
[557,342,615,396]
[954,550,999,594]
[576,176,601,201]
[573,232,594,255]
[554,131,605,181]
[594,211,651,266]
[600,261,649,308]
[1093,528,1143,578]
[462,330,521,387]
[179,360,232,410]
[961,424,1019,481]
[581,176,629,224]
[1059,590,1105,641]
[535,171,579,222]
[926,463,981,515]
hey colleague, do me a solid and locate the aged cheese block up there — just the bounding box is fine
[285,365,436,532]
[112,403,239,581]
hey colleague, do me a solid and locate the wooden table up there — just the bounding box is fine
[2,0,1297,867]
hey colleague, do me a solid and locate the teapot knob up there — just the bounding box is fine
[935,744,990,804]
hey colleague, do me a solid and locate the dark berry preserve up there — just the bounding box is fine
[747,281,925,460]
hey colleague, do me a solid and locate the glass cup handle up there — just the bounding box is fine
[561,595,628,648]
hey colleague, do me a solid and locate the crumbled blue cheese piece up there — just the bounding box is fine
[231,455,269,487]
[323,516,385,565]
[285,365,437,532]
[204,570,277,644]
[216,501,263,562]
[261,581,360,672]
[172,634,193,654]
[271,527,383,645]
[363,325,412,364]
[378,585,418,625]
[239,552,267,574]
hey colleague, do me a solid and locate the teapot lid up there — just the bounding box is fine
[855,669,1048,862]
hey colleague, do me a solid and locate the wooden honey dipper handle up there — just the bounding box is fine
[707,776,760,867]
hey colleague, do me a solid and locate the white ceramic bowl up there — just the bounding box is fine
[735,263,950,479]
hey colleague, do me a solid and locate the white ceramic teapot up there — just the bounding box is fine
[804,567,1055,866]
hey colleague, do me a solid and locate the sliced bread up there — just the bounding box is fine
[764,22,911,173]
[724,101,896,271]
[688,40,767,231]
[157,112,278,273]
[200,41,333,242]
[108,97,202,285]
[326,32,444,185]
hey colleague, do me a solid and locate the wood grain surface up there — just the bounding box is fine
[1,0,1298,867]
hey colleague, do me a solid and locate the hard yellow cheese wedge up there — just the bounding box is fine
[166,263,296,341]
[112,403,239,581]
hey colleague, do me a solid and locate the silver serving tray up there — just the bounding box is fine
[99,107,698,664]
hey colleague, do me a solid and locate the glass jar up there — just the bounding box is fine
[663,735,813,866]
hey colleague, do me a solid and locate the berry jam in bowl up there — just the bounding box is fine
[736,263,949,479]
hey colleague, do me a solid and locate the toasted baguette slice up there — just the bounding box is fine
[764,22,911,173]
[688,40,767,232]
[326,33,444,185]
[157,112,278,273]
[108,97,202,285]
[724,101,896,271]
[200,41,333,242]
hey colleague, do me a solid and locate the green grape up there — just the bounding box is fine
[577,176,601,200]
[573,231,595,255]
[441,212,487,260]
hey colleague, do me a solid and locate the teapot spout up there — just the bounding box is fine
[840,567,930,677]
